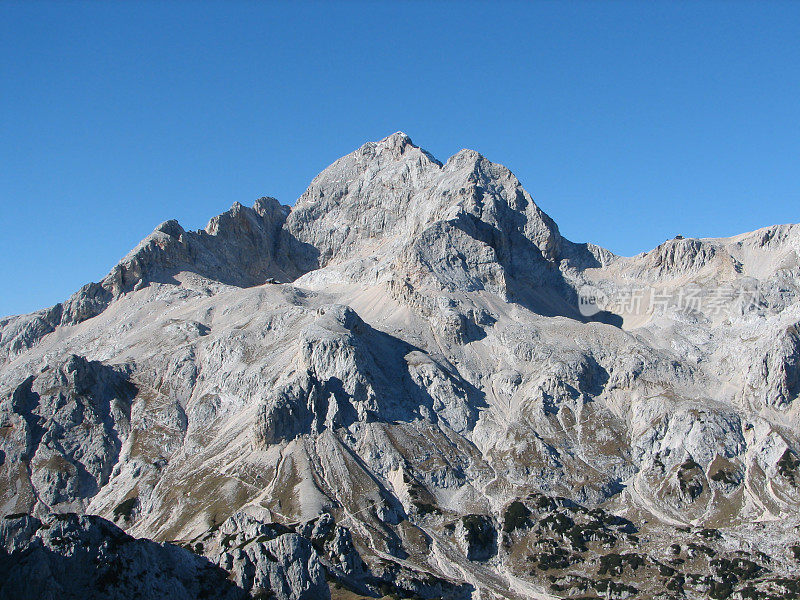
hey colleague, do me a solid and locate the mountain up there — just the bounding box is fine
[1,133,799,600]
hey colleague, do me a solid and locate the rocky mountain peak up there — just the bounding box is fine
[0,135,595,362]
[286,133,564,289]
[362,131,423,159]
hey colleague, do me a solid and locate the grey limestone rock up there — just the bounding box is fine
[2,133,800,599]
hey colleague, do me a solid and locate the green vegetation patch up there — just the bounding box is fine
[113,497,138,521]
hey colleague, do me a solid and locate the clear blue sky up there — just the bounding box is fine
[2,1,799,318]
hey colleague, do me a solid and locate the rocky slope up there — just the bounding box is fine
[1,133,799,600]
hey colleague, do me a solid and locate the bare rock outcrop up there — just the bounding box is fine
[0,513,246,600]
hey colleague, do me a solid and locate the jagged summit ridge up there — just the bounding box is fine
[0,133,573,360]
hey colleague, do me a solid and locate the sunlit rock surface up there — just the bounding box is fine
[2,133,800,599]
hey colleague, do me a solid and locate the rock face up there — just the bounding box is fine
[1,133,800,599]
[0,513,246,600]
[0,355,136,515]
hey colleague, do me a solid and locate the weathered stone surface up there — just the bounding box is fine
[0,355,135,516]
[0,513,246,600]
[1,133,800,598]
